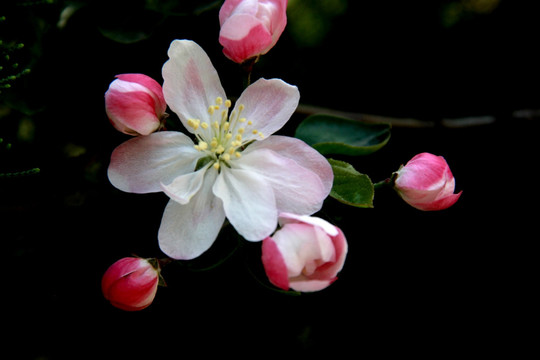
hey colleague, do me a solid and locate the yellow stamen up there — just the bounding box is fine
[187,119,200,130]
[198,141,208,150]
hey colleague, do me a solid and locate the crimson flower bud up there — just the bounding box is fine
[219,0,288,63]
[105,74,167,136]
[102,257,160,311]
[394,152,462,211]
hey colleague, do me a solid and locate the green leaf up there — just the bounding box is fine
[295,114,391,155]
[328,159,374,208]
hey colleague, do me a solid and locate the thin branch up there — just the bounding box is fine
[295,104,503,128]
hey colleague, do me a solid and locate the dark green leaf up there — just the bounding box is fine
[328,159,374,208]
[295,114,391,155]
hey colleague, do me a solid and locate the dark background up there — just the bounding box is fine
[2,0,536,358]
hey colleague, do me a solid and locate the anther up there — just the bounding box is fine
[216,97,223,105]
[188,119,200,130]
[198,141,208,150]
[225,99,232,108]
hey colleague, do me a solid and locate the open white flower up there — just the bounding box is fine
[108,40,333,260]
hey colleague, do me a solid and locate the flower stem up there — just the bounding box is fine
[374,174,397,189]
[242,56,259,88]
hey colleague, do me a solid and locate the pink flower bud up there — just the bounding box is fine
[105,74,167,136]
[394,152,462,211]
[102,257,160,311]
[262,213,348,292]
[219,0,288,63]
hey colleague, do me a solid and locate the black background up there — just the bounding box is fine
[2,0,536,358]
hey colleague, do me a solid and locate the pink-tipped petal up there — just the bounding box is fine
[219,0,288,63]
[162,40,226,132]
[106,90,161,135]
[220,14,273,63]
[289,278,334,293]
[235,146,328,215]
[261,214,347,293]
[408,191,463,211]
[233,79,299,140]
[244,135,334,195]
[261,237,290,290]
[108,132,200,194]
[105,74,166,136]
[278,212,338,237]
[115,74,167,114]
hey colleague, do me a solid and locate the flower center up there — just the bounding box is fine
[187,97,264,170]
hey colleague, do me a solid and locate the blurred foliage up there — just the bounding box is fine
[288,0,348,47]
[440,0,501,27]
[55,0,222,44]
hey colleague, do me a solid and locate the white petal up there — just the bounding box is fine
[162,40,226,133]
[278,212,339,237]
[108,131,200,194]
[244,135,333,194]
[160,164,210,204]
[212,166,278,241]
[272,224,334,278]
[158,169,226,260]
[234,146,328,215]
[233,78,299,141]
